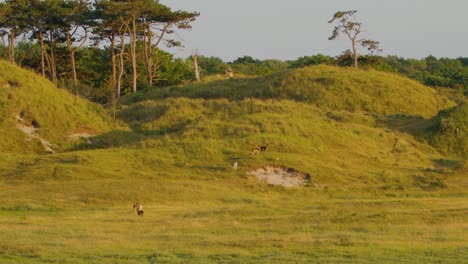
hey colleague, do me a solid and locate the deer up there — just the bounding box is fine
[133,202,144,216]
[251,144,268,155]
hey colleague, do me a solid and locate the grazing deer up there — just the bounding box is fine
[251,147,260,155]
[232,162,238,171]
[133,202,144,216]
[251,144,268,155]
[259,145,269,152]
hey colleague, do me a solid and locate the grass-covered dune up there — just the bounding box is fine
[0,64,467,263]
[77,96,463,192]
[0,60,113,153]
[133,65,454,118]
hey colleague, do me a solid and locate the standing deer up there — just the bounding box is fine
[133,202,144,216]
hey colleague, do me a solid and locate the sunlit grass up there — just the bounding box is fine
[127,65,455,118]
[0,60,114,153]
[0,176,467,263]
[0,61,466,263]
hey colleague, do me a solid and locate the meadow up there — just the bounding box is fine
[0,158,466,263]
[0,62,467,263]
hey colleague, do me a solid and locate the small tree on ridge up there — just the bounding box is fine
[328,10,381,68]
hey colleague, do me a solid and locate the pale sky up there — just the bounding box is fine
[159,0,468,62]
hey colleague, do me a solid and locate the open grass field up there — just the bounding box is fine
[0,156,466,263]
[0,62,467,263]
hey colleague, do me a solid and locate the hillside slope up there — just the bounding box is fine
[0,60,113,153]
[134,65,454,118]
[70,97,457,189]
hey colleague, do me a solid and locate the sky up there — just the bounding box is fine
[159,0,468,62]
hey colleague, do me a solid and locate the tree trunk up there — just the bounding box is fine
[130,18,137,93]
[1,36,7,59]
[44,45,53,81]
[67,32,78,89]
[110,33,116,86]
[67,29,88,91]
[38,33,46,78]
[143,23,154,87]
[70,51,77,92]
[352,39,358,68]
[50,45,57,84]
[192,53,200,81]
[46,31,58,84]
[149,23,170,86]
[116,30,126,99]
[109,33,117,116]
[8,32,15,64]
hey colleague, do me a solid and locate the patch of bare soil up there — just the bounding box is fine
[248,165,311,187]
[67,133,94,143]
[15,112,54,153]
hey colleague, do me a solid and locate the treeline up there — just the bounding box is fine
[3,39,467,103]
[0,1,466,104]
[376,56,468,94]
[0,0,199,101]
[195,54,468,96]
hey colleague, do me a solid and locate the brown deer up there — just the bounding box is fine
[251,147,260,155]
[133,202,144,216]
[259,145,269,152]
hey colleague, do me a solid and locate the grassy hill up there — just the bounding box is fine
[0,60,113,153]
[131,65,454,118]
[0,64,466,263]
[81,97,453,190]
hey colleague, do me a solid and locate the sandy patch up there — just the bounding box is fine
[17,124,38,135]
[15,113,54,153]
[67,133,94,143]
[248,165,311,187]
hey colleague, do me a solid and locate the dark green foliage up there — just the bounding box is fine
[232,56,258,64]
[376,56,468,94]
[229,56,289,75]
[74,47,111,99]
[0,0,199,101]
[187,55,229,76]
[425,103,468,158]
[154,56,193,86]
[289,54,335,68]
[2,41,194,102]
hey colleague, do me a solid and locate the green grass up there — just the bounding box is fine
[126,65,454,118]
[0,63,467,263]
[0,152,466,263]
[0,60,114,153]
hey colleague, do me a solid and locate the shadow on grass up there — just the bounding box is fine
[69,130,147,151]
[69,129,175,151]
[116,103,168,124]
[119,76,279,104]
[432,158,465,170]
[69,111,195,151]
[375,114,432,136]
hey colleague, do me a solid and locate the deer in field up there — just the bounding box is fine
[232,162,238,171]
[251,144,268,155]
[133,202,144,216]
